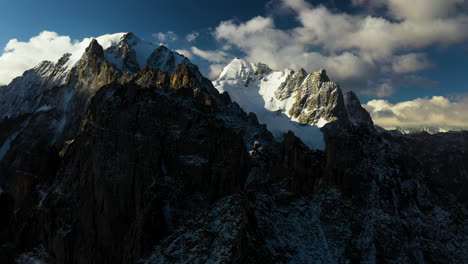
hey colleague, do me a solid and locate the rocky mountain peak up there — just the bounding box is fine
[215,60,355,127]
[85,39,105,59]
[214,60,377,148]
[56,53,72,67]
[146,45,189,74]
[120,32,138,45]
[311,69,330,83]
[253,62,273,78]
[288,69,348,126]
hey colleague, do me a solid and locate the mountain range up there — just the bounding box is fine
[0,32,467,264]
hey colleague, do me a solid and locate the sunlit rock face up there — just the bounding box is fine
[213,59,374,150]
[0,33,466,264]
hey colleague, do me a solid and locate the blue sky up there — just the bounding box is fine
[1,0,467,107]
[0,0,270,44]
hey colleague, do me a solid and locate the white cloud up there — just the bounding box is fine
[190,47,233,79]
[185,32,199,42]
[0,31,90,85]
[364,96,468,129]
[152,31,178,42]
[385,0,466,21]
[191,47,231,63]
[213,0,468,97]
[174,49,193,59]
[362,81,395,98]
[208,64,225,80]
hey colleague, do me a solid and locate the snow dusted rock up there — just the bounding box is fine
[0,57,68,119]
[142,194,270,264]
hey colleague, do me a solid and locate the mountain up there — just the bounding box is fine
[0,33,467,264]
[213,58,373,149]
[392,126,450,135]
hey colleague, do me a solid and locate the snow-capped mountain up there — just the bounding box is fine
[0,33,467,264]
[213,58,372,149]
[394,126,450,134]
[0,32,192,120]
[0,32,204,158]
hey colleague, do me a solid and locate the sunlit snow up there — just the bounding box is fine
[214,58,325,150]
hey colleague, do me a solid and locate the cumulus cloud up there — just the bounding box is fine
[212,0,468,96]
[364,96,468,130]
[191,47,231,63]
[384,0,465,21]
[152,31,178,42]
[185,32,199,42]
[190,47,232,78]
[174,49,193,59]
[208,64,225,79]
[0,31,91,85]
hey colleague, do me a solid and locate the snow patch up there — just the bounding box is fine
[35,105,54,112]
[316,117,328,128]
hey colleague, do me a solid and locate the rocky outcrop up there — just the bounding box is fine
[274,68,307,101]
[288,69,348,126]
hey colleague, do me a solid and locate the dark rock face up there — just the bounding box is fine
[0,35,467,264]
[279,131,325,195]
[343,91,373,126]
[397,132,468,206]
[36,82,249,264]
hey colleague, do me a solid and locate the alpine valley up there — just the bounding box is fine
[0,33,467,264]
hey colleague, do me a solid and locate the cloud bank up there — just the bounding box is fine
[364,96,468,130]
[0,31,86,85]
[0,31,134,85]
[207,0,468,97]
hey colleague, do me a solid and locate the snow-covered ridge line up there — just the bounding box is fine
[213,58,373,150]
[63,32,128,69]
[0,32,192,119]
